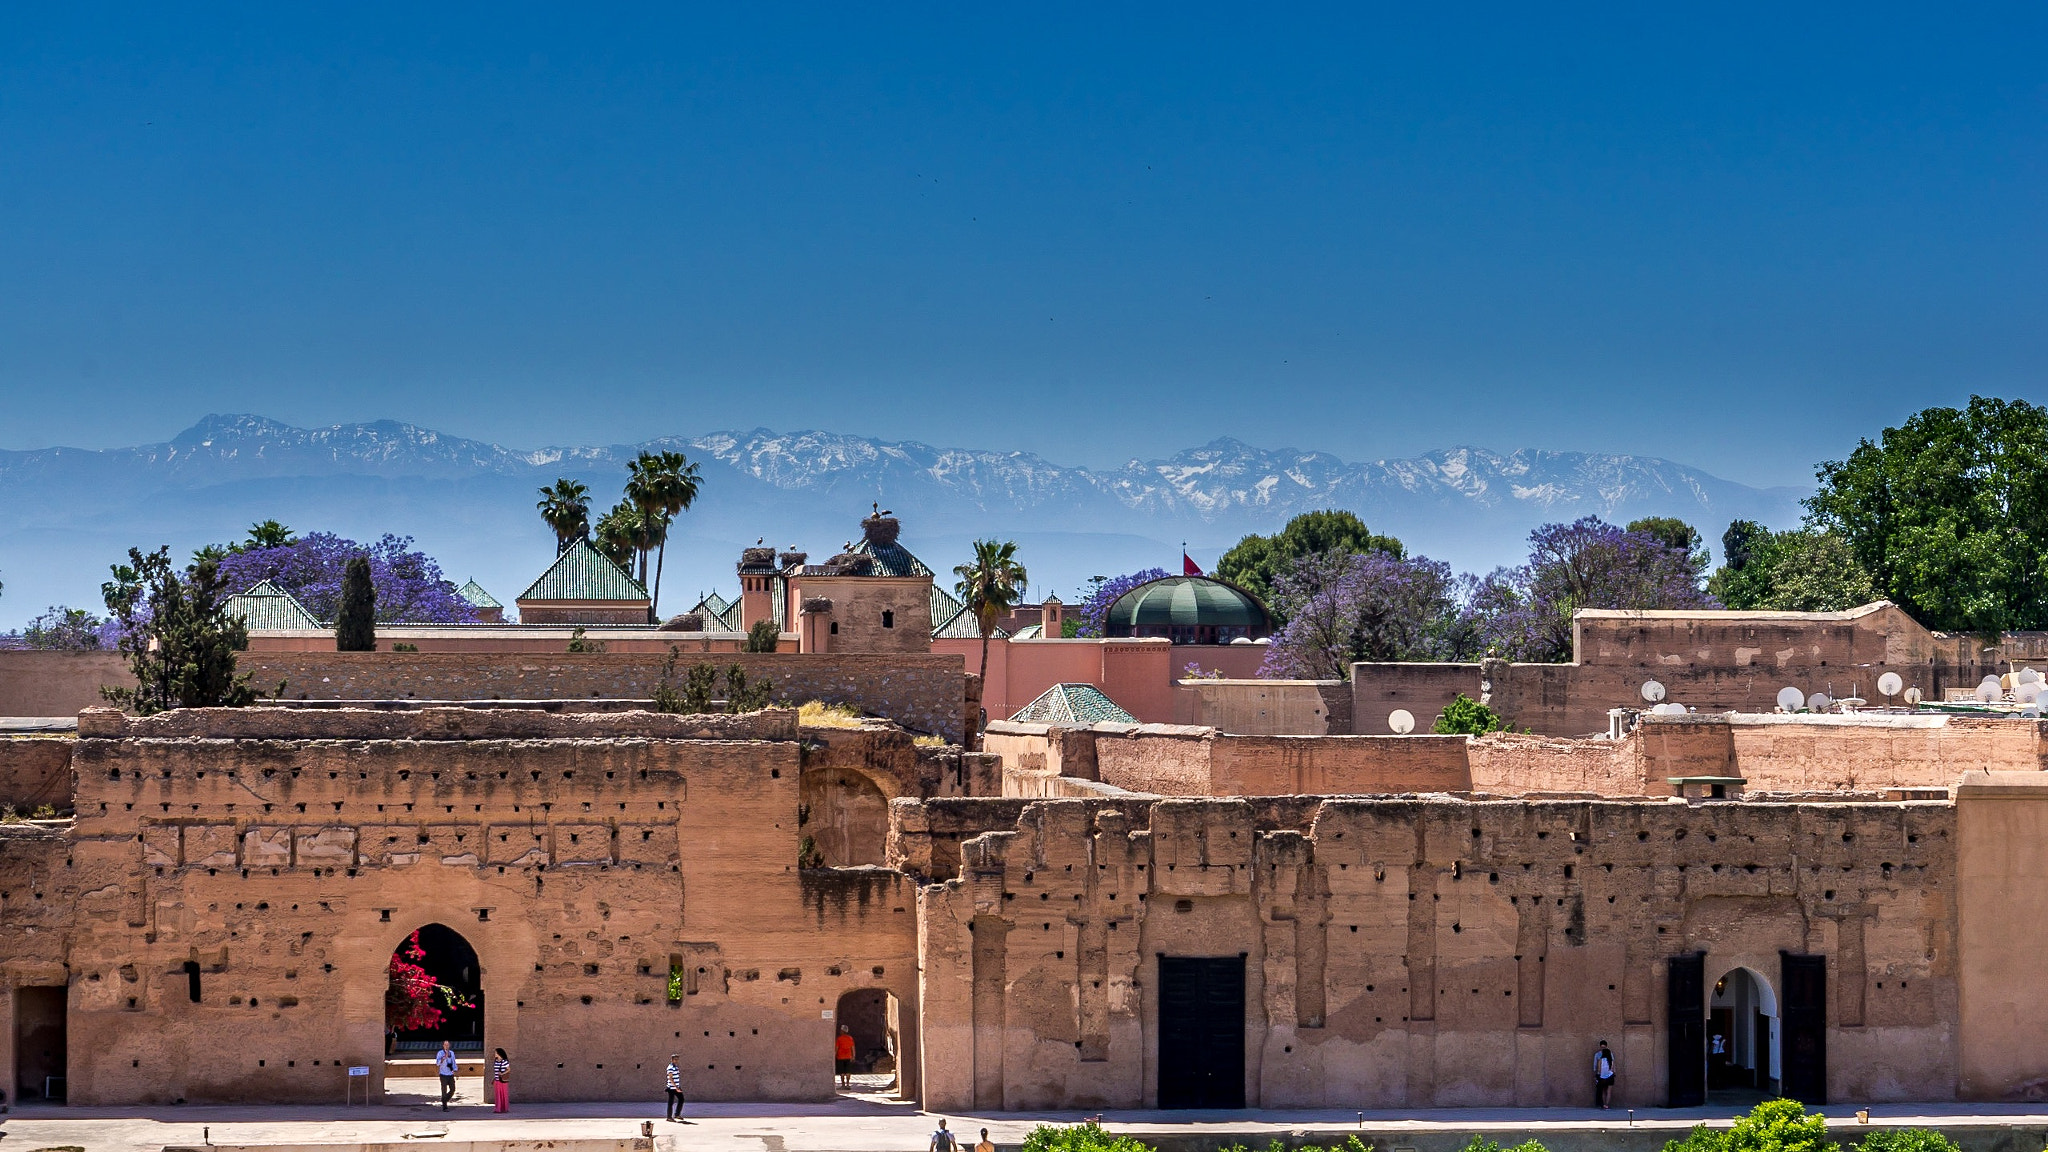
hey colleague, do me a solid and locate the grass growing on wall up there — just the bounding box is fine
[798,700,869,728]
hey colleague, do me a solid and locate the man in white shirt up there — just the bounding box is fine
[435,1041,459,1110]
[1593,1041,1616,1109]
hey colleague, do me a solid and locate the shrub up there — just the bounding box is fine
[1434,692,1513,735]
[1855,1132,1960,1152]
[566,627,608,654]
[1022,1124,1157,1152]
[1666,1099,1835,1152]
[745,619,780,652]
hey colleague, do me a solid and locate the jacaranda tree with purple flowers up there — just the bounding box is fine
[1474,516,1715,662]
[214,532,477,624]
[1258,551,1464,679]
[1072,569,1172,637]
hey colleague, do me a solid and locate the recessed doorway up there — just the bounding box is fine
[1157,954,1245,1109]
[1709,967,1779,1106]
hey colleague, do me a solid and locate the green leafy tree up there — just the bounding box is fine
[953,540,1028,722]
[100,546,258,715]
[625,450,702,616]
[1808,395,2048,633]
[725,664,772,712]
[745,618,780,653]
[1709,528,1877,612]
[1722,519,1769,573]
[335,556,377,651]
[536,479,592,554]
[1216,510,1403,618]
[1626,516,1711,583]
[1433,692,1512,735]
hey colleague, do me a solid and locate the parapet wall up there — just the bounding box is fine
[986,714,2048,801]
[0,737,73,811]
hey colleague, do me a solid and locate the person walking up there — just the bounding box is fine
[665,1054,686,1122]
[491,1048,511,1113]
[929,1118,957,1152]
[835,1025,856,1089]
[1593,1040,1616,1109]
[974,1128,997,1152]
[435,1040,459,1110]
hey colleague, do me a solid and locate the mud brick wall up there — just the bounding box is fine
[233,652,968,743]
[917,794,1962,1111]
[0,737,73,811]
[37,710,922,1106]
[1468,733,1646,796]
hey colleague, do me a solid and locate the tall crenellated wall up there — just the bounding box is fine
[913,793,1964,1110]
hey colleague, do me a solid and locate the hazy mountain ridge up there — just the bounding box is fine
[0,415,1807,627]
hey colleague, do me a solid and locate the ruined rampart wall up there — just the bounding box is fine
[917,794,1962,1111]
[0,738,73,811]
[14,708,922,1106]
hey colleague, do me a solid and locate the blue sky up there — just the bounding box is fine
[0,3,2040,486]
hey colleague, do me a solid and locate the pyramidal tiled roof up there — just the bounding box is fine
[931,585,1009,641]
[225,579,323,630]
[1009,683,1136,726]
[689,591,743,631]
[456,579,502,610]
[518,539,649,603]
[847,536,934,578]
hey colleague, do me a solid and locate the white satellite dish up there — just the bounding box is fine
[2022,667,2043,685]
[1976,676,2004,703]
[1809,692,1833,712]
[2018,681,2045,705]
[1903,686,1923,705]
[1652,702,1686,717]
[1777,686,1806,711]
[1640,680,1667,703]
[1388,709,1416,735]
[1877,672,1903,698]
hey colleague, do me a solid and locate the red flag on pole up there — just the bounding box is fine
[1183,550,1204,576]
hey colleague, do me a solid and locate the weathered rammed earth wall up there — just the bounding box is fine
[907,792,2002,1110]
[0,652,970,743]
[987,715,2048,801]
[0,706,924,1106]
[1352,604,2024,738]
[0,737,73,810]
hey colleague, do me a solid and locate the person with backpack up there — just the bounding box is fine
[1593,1040,1616,1108]
[929,1118,958,1152]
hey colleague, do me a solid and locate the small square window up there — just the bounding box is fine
[881,610,894,629]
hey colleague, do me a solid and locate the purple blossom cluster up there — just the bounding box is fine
[1470,516,1716,662]
[215,532,478,624]
[0,605,124,651]
[1072,568,1172,637]
[1258,551,1461,679]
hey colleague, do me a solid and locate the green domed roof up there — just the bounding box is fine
[1106,576,1271,633]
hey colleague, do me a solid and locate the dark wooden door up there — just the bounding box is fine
[1158,955,1246,1108]
[1780,952,1827,1104]
[1667,952,1706,1107]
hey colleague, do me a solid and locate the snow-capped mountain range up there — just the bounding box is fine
[0,415,1806,626]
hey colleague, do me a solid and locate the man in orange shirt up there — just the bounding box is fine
[835,1025,856,1089]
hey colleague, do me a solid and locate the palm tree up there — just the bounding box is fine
[536,479,592,554]
[593,502,652,575]
[953,539,1027,737]
[625,450,702,615]
[244,520,297,550]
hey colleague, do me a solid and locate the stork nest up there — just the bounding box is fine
[740,546,778,568]
[860,515,901,548]
[659,613,705,632]
[800,597,835,614]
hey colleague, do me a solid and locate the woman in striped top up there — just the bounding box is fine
[492,1048,511,1112]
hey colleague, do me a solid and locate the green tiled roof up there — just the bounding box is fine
[226,580,323,630]
[848,536,934,579]
[456,579,502,610]
[689,591,743,631]
[1009,683,1136,726]
[518,539,649,603]
[932,585,1008,641]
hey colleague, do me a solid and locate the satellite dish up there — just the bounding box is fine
[1877,672,1903,698]
[2018,681,2045,705]
[2022,667,2044,685]
[1976,676,2003,703]
[1640,680,1667,703]
[1777,686,1807,711]
[1903,686,1923,705]
[1388,709,1416,735]
[1809,692,1833,712]
[1652,702,1686,717]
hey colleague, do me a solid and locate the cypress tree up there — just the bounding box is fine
[336,556,377,652]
